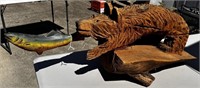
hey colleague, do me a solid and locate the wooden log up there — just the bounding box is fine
[100,45,196,86]
[128,73,155,87]
[113,45,196,74]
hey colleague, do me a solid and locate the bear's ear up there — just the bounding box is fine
[111,7,120,23]
[92,14,96,18]
[104,2,113,16]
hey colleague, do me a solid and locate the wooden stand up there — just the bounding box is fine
[100,45,196,86]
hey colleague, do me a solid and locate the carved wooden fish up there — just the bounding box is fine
[5,30,72,54]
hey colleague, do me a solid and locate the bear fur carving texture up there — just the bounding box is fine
[76,4,189,60]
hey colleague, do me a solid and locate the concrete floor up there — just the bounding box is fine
[0,1,98,88]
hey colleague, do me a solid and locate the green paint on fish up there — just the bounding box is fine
[5,30,72,54]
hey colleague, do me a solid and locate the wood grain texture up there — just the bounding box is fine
[100,45,195,86]
[76,4,190,60]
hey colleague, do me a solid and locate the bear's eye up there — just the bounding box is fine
[96,20,100,22]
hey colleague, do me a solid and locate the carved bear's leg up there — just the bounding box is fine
[159,34,189,54]
[87,30,141,60]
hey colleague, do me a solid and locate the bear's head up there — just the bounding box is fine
[76,14,119,39]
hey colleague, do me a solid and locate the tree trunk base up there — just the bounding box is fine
[128,73,155,87]
[100,45,196,86]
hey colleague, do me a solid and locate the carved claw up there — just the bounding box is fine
[87,50,100,60]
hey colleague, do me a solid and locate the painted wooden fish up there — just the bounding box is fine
[4,30,72,54]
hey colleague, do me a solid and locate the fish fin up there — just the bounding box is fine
[46,30,57,37]
[46,30,66,37]
[46,30,60,36]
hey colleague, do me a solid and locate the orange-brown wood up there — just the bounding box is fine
[100,45,195,86]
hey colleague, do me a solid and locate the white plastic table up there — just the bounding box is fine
[34,34,200,88]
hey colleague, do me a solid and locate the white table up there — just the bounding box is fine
[34,34,200,88]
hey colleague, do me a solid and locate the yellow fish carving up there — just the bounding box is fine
[5,30,72,54]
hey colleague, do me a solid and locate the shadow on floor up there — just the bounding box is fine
[34,50,184,87]
[98,65,145,86]
[33,50,144,86]
[185,42,199,71]
[34,50,101,73]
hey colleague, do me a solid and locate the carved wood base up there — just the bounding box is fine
[100,45,196,87]
[128,73,155,87]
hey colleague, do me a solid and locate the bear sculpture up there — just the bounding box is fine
[76,4,189,60]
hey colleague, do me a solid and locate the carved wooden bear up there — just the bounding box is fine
[76,4,189,60]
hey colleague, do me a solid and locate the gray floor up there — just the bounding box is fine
[0,1,98,88]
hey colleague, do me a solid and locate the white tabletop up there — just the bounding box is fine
[0,0,48,5]
[35,63,200,88]
[34,34,200,88]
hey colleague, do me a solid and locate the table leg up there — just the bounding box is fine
[0,5,12,54]
[65,0,69,35]
[51,0,54,23]
[0,6,2,46]
[0,5,7,33]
